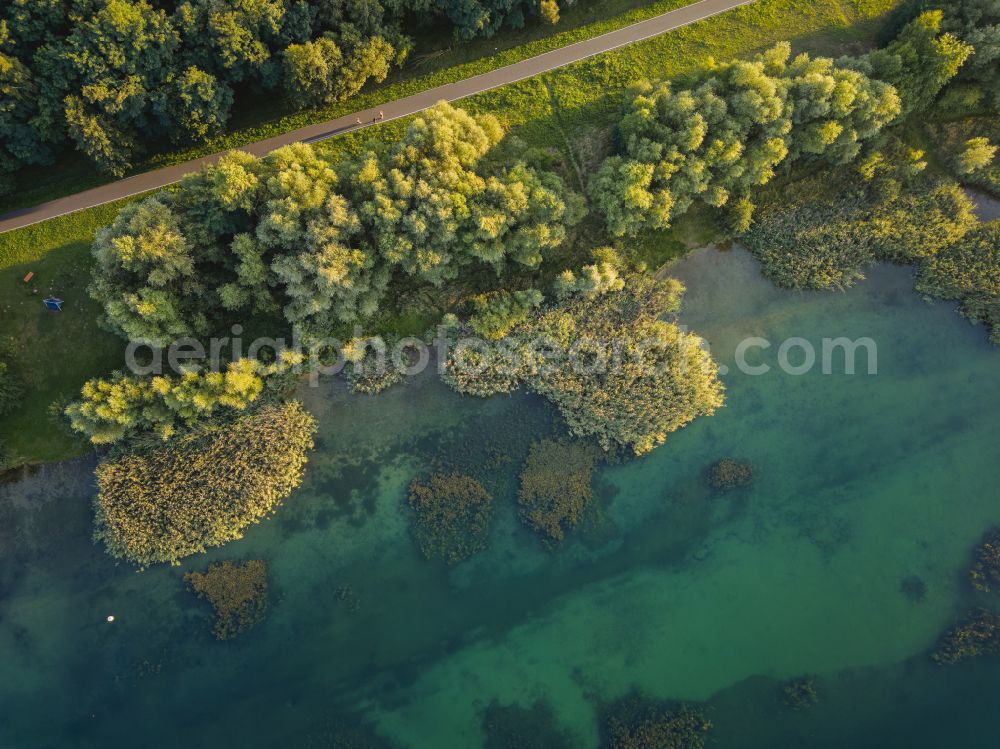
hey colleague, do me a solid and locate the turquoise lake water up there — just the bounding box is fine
[2,246,999,748]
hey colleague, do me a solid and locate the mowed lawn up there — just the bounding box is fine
[0,205,126,464]
[0,0,900,466]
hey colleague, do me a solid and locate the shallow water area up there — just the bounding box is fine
[1,246,999,748]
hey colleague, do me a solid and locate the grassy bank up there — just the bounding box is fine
[0,0,900,466]
[0,203,129,464]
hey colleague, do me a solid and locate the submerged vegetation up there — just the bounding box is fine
[900,574,928,603]
[481,699,574,749]
[517,439,602,544]
[406,472,493,563]
[344,338,407,395]
[931,526,1000,663]
[185,559,269,640]
[968,527,1000,594]
[94,401,316,566]
[707,458,754,492]
[601,694,712,749]
[932,609,1000,665]
[783,676,819,710]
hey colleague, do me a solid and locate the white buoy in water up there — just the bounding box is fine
[106,615,115,623]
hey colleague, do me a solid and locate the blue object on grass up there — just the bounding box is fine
[43,296,64,312]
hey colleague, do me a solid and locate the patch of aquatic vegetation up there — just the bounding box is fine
[334,583,361,614]
[932,609,1000,665]
[185,559,269,641]
[706,458,755,493]
[517,439,603,544]
[406,473,494,564]
[745,169,976,289]
[421,392,561,498]
[444,275,725,455]
[344,340,407,396]
[601,693,712,749]
[900,574,928,603]
[916,221,1000,343]
[783,676,819,710]
[968,528,1000,593]
[94,402,316,566]
[744,157,1000,342]
[303,720,396,749]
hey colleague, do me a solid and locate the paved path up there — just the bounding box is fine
[0,0,752,234]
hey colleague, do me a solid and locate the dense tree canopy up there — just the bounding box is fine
[344,105,582,284]
[589,12,985,239]
[849,10,972,119]
[93,401,316,565]
[31,0,183,174]
[0,0,574,192]
[67,358,270,444]
[282,35,396,108]
[434,0,571,40]
[73,102,582,444]
[954,136,997,174]
[0,27,52,194]
[936,0,1000,109]
[589,43,901,236]
[89,197,208,345]
[85,102,581,348]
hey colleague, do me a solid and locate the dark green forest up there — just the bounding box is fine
[0,0,573,189]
